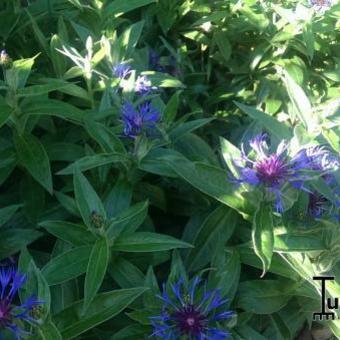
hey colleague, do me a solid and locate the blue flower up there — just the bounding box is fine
[134,75,157,95]
[150,277,233,339]
[121,101,160,139]
[0,267,43,339]
[309,0,334,13]
[306,191,340,221]
[307,192,329,218]
[306,146,340,173]
[232,134,313,212]
[149,50,166,73]
[301,146,340,219]
[113,63,131,79]
[149,49,177,76]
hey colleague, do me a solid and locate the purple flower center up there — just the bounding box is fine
[0,300,11,328]
[255,155,289,186]
[173,304,207,336]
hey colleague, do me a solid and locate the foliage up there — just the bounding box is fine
[0,0,339,339]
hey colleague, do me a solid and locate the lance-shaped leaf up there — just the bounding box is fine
[40,221,96,246]
[283,71,318,133]
[73,168,106,228]
[14,132,53,193]
[252,203,274,277]
[234,101,291,140]
[0,204,22,228]
[112,232,193,252]
[54,287,147,338]
[82,237,110,315]
[42,246,92,285]
[39,320,62,340]
[57,153,127,175]
[0,229,42,261]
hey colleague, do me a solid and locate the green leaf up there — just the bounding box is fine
[112,232,193,252]
[142,71,185,88]
[54,287,147,338]
[55,191,80,217]
[14,132,53,193]
[186,206,237,271]
[174,133,219,166]
[105,0,156,17]
[238,246,299,280]
[19,249,51,320]
[139,149,178,178]
[235,325,267,340]
[50,34,67,77]
[26,9,50,58]
[209,250,241,300]
[82,237,110,315]
[111,324,149,339]
[330,321,340,339]
[107,201,148,241]
[302,23,314,60]
[234,101,292,140]
[164,91,180,125]
[57,153,127,175]
[0,204,21,228]
[46,142,85,162]
[74,168,106,228]
[39,320,63,340]
[236,279,293,314]
[42,246,92,285]
[193,11,228,26]
[40,221,96,246]
[283,71,318,133]
[0,228,42,261]
[6,57,35,89]
[322,128,339,153]
[23,99,84,124]
[0,102,12,129]
[163,152,254,216]
[17,83,69,97]
[220,137,242,177]
[104,177,133,219]
[270,314,291,340]
[109,257,145,288]
[120,21,144,57]
[252,203,274,277]
[274,233,325,252]
[214,31,231,62]
[143,266,160,307]
[85,120,126,154]
[169,118,213,142]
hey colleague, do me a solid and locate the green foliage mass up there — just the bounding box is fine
[0,0,339,339]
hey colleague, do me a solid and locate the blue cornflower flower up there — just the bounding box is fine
[113,63,131,79]
[149,50,166,73]
[232,134,314,212]
[149,50,177,76]
[306,146,340,173]
[0,267,43,339]
[150,277,233,339]
[309,0,334,13]
[306,191,340,221]
[301,147,340,219]
[121,101,160,139]
[307,192,329,218]
[134,75,157,95]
